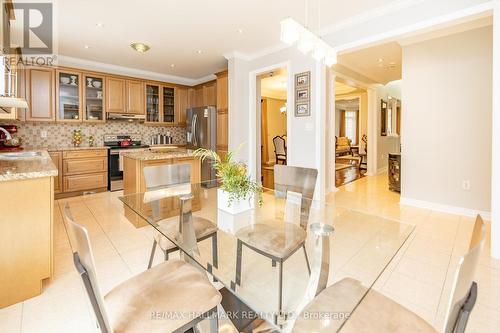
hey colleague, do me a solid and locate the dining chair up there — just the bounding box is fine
[291,215,486,333]
[273,135,287,165]
[63,204,221,333]
[233,165,318,320]
[143,163,218,270]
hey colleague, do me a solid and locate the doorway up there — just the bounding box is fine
[334,80,368,187]
[258,68,288,189]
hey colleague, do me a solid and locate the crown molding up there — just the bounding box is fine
[224,43,290,62]
[56,55,215,86]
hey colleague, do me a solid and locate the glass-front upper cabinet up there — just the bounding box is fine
[162,86,175,123]
[145,84,160,123]
[83,74,105,122]
[56,70,82,122]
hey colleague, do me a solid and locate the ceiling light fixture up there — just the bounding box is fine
[237,28,244,34]
[96,22,103,28]
[196,50,203,54]
[170,64,175,68]
[280,17,337,66]
[84,45,90,49]
[130,42,150,53]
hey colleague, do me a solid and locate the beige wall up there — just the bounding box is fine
[401,26,492,212]
[262,97,287,163]
[335,93,368,153]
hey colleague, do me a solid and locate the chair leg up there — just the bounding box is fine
[235,239,243,286]
[302,244,311,275]
[278,261,283,321]
[212,233,218,269]
[209,308,218,333]
[147,239,157,269]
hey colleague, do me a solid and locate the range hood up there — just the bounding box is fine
[0,96,28,111]
[106,113,145,121]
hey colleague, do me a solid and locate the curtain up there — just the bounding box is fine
[339,110,346,137]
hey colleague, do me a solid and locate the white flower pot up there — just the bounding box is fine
[217,188,254,215]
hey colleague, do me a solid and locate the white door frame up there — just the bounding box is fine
[248,61,291,182]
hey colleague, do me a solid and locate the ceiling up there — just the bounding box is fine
[335,81,359,95]
[338,42,402,85]
[53,0,397,80]
[260,69,287,100]
[335,15,492,85]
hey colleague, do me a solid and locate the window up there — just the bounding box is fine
[344,111,357,145]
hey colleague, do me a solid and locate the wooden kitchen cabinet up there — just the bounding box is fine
[126,80,144,114]
[59,148,108,197]
[216,70,228,154]
[176,86,188,125]
[194,86,204,107]
[56,69,83,122]
[203,81,216,106]
[105,77,126,113]
[26,67,55,121]
[83,73,105,123]
[48,151,63,194]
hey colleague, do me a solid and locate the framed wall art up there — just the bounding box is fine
[294,71,311,117]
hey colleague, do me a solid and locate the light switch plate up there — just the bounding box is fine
[41,130,47,138]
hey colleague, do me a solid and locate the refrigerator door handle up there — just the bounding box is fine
[192,114,198,147]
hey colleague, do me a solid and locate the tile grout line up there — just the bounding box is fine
[82,195,134,275]
[431,217,461,326]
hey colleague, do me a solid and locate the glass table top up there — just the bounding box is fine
[119,182,414,332]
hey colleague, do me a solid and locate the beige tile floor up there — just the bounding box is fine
[0,173,499,332]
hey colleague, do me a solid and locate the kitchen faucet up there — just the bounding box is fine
[0,127,12,140]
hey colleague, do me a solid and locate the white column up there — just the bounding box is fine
[366,88,378,176]
[491,1,500,259]
[325,69,337,193]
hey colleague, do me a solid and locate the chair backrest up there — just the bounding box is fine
[442,215,485,333]
[63,204,112,333]
[273,136,286,156]
[274,165,318,229]
[143,163,191,220]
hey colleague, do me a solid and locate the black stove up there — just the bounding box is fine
[105,134,150,191]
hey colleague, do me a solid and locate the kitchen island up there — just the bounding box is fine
[0,150,58,308]
[122,149,201,228]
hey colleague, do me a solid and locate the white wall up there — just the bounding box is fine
[401,26,493,213]
[227,47,327,198]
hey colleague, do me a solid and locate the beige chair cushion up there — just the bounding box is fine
[104,259,221,333]
[236,222,306,259]
[293,278,437,333]
[155,216,217,251]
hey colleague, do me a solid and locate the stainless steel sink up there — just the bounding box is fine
[0,151,42,159]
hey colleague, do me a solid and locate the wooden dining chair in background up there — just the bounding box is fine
[273,135,287,165]
[63,203,221,333]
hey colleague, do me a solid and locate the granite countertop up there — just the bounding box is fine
[122,149,196,161]
[0,150,58,182]
[23,146,110,152]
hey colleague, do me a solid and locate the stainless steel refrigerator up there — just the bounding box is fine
[186,106,217,186]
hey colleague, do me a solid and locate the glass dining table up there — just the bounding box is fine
[119,182,414,332]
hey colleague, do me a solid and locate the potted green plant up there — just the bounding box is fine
[194,147,262,214]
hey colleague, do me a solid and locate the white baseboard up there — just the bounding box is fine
[400,197,491,220]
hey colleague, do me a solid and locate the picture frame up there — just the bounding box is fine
[296,88,309,102]
[295,72,310,88]
[295,101,310,117]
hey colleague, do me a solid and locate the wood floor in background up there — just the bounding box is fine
[336,165,365,187]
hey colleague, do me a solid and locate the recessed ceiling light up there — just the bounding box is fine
[84,45,90,49]
[378,58,383,63]
[237,28,244,34]
[196,50,203,54]
[170,64,175,68]
[96,22,104,28]
[130,42,150,53]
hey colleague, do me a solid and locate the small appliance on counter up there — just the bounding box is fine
[0,125,23,151]
[150,132,173,145]
[104,134,150,191]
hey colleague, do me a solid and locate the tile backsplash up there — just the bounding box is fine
[3,121,186,147]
